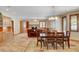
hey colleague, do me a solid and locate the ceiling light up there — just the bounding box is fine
[49,16,58,20]
[51,17,55,19]
[55,16,58,20]
[6,9,9,11]
[34,19,37,22]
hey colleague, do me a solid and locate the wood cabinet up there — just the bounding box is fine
[0,12,13,42]
[0,12,13,32]
[0,13,3,32]
[28,29,40,37]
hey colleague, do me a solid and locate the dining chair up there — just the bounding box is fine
[64,31,70,48]
[36,30,41,46]
[45,31,55,49]
[56,32,64,49]
[36,30,47,48]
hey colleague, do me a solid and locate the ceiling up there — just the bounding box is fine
[0,6,79,20]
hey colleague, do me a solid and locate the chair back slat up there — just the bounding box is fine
[66,31,70,37]
[47,31,55,37]
[56,32,64,38]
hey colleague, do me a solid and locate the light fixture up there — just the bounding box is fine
[34,19,37,22]
[55,16,58,20]
[49,16,58,20]
[6,8,9,11]
[6,6,11,11]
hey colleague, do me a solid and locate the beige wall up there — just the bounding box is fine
[46,20,51,28]
[28,17,62,32]
[14,19,20,34]
[48,16,62,31]
[70,32,79,40]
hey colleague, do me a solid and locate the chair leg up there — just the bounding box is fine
[37,38,38,46]
[47,42,48,49]
[62,42,64,49]
[52,43,55,49]
[45,40,48,49]
[56,42,57,49]
[37,41,38,46]
[43,41,46,47]
[41,41,42,48]
[68,38,70,48]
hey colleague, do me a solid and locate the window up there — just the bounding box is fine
[39,22,46,28]
[70,15,78,31]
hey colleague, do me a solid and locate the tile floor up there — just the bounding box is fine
[0,33,79,52]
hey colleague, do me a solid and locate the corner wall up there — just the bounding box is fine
[14,20,20,34]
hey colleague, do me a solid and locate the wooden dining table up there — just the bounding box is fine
[40,35,55,48]
[40,33,67,48]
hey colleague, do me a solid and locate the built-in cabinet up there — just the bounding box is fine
[0,13,3,32]
[0,12,13,42]
[0,12,13,32]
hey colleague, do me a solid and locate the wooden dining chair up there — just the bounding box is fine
[56,32,64,49]
[45,31,55,49]
[36,30,41,46]
[64,31,70,48]
[36,30,47,48]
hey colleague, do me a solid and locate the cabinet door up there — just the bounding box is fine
[0,13,3,27]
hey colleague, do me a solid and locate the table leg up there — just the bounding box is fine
[41,38,42,48]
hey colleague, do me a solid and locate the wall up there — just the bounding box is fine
[70,32,79,40]
[46,20,51,28]
[28,18,62,32]
[14,20,20,34]
[55,17,62,31]
[49,16,62,31]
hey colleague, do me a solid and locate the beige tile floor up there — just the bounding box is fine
[0,33,79,52]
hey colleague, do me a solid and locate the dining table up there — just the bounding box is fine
[39,32,67,48]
